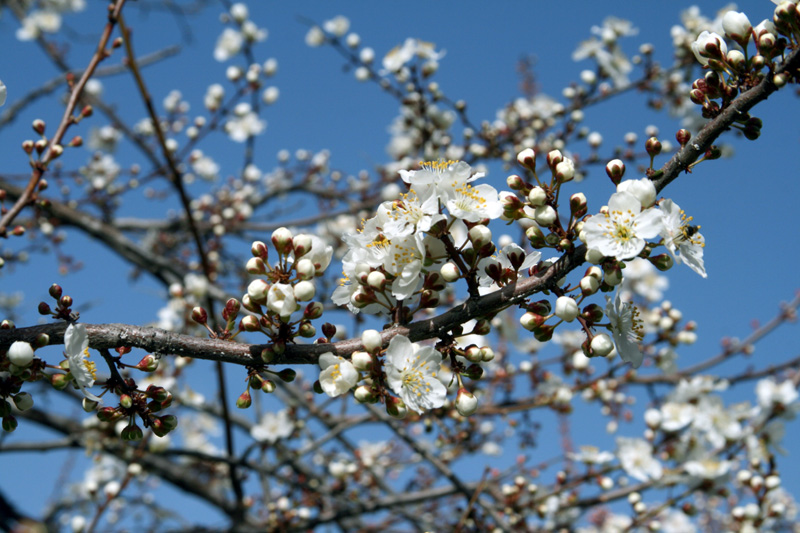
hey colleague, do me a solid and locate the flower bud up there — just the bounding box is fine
[605,159,625,185]
[440,262,460,282]
[722,11,752,46]
[580,275,600,296]
[304,301,324,320]
[554,296,579,322]
[293,280,316,301]
[533,324,555,342]
[546,149,563,170]
[7,341,34,367]
[645,137,661,157]
[366,270,386,290]
[520,312,544,331]
[649,253,674,271]
[506,174,525,190]
[590,334,614,357]
[292,234,312,257]
[295,258,316,280]
[526,223,546,248]
[32,119,46,135]
[136,354,159,372]
[362,329,382,352]
[351,351,372,371]
[13,392,33,411]
[261,379,276,393]
[82,398,98,412]
[236,390,252,409]
[354,385,377,403]
[191,306,208,325]
[468,224,492,248]
[462,364,484,380]
[534,205,557,227]
[298,322,316,338]
[569,192,587,218]
[555,159,575,182]
[455,388,478,416]
[527,186,546,207]
[240,315,261,332]
[271,227,293,255]
[3,416,19,432]
[246,257,266,275]
[247,279,269,304]
[121,424,143,441]
[464,345,482,363]
[277,368,296,382]
[675,129,691,147]
[251,240,268,260]
[386,396,408,418]
[517,148,536,170]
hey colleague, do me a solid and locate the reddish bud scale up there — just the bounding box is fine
[582,303,605,323]
[191,307,208,325]
[533,325,555,342]
[463,364,484,380]
[675,129,691,147]
[645,137,662,156]
[38,302,52,315]
[321,323,337,339]
[59,295,73,308]
[528,300,552,315]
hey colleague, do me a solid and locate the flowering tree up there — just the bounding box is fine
[1,1,800,531]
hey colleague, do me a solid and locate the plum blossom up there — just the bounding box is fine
[583,191,663,260]
[382,38,444,73]
[605,291,644,368]
[251,409,294,443]
[267,283,297,319]
[691,31,727,67]
[225,103,265,142]
[383,335,446,414]
[616,437,662,482]
[64,323,102,402]
[214,28,243,61]
[659,199,707,278]
[318,353,359,397]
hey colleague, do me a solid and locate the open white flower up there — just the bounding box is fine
[384,335,446,413]
[64,323,102,402]
[616,437,662,482]
[605,291,644,368]
[318,353,359,397]
[251,409,293,443]
[583,191,663,260]
[659,199,707,278]
[267,283,297,319]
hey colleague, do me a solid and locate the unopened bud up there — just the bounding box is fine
[455,388,478,416]
[645,137,661,156]
[605,159,625,185]
[517,148,536,170]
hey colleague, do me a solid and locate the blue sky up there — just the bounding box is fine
[1,0,799,527]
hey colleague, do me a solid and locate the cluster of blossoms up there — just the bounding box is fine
[333,160,513,317]
[2,286,177,438]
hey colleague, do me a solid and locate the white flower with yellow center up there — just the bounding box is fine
[64,323,102,402]
[605,291,645,368]
[380,190,442,238]
[659,199,707,278]
[384,335,446,414]
[583,191,664,260]
[318,353,359,397]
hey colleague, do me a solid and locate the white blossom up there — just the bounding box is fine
[583,191,663,260]
[318,353,359,397]
[251,410,294,443]
[384,335,446,414]
[616,437,662,482]
[64,323,102,402]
